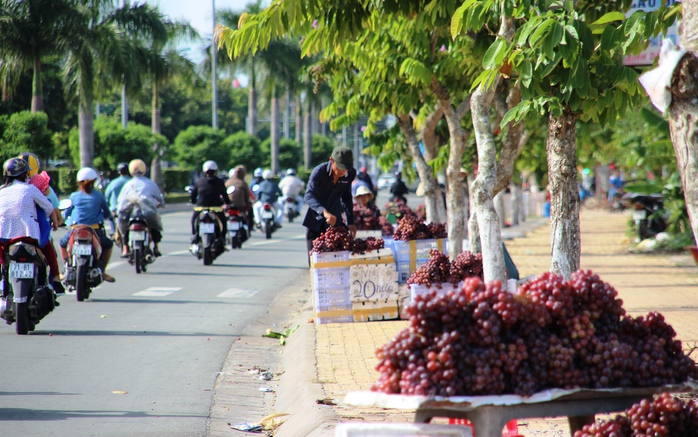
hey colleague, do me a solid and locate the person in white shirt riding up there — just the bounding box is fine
[278,168,305,212]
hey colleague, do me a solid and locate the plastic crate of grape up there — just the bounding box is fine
[315,302,354,324]
[335,422,473,437]
[312,250,351,265]
[393,239,448,283]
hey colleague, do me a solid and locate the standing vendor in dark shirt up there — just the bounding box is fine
[190,160,230,243]
[303,146,357,257]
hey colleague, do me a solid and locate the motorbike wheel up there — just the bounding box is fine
[76,264,88,302]
[15,302,29,335]
[134,248,143,274]
[203,246,213,265]
[288,212,294,224]
[265,220,272,239]
[638,220,650,241]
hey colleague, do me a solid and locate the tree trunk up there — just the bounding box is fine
[271,89,280,174]
[511,183,521,226]
[494,86,525,195]
[283,87,291,140]
[295,94,302,143]
[304,111,312,170]
[248,67,258,136]
[31,58,43,113]
[79,101,94,168]
[151,83,163,189]
[494,190,506,228]
[547,109,581,278]
[667,1,698,247]
[471,84,507,283]
[421,107,447,223]
[398,115,443,225]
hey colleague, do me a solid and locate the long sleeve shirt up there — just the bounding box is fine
[63,190,112,226]
[104,176,131,212]
[303,161,356,233]
[0,181,55,242]
[117,176,165,216]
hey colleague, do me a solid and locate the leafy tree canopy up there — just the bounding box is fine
[260,137,301,170]
[0,111,53,163]
[223,131,262,171]
[170,125,227,171]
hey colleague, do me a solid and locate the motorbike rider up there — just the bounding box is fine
[278,168,305,211]
[250,167,264,192]
[190,160,230,244]
[390,171,409,204]
[116,159,165,258]
[253,170,283,228]
[59,167,116,283]
[104,162,131,234]
[225,165,253,229]
[0,158,58,290]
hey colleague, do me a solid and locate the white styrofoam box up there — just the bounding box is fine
[313,267,351,290]
[312,250,351,264]
[335,422,473,437]
[349,248,394,261]
[351,301,399,322]
[355,230,382,239]
[409,282,463,302]
[315,286,351,311]
[315,303,354,325]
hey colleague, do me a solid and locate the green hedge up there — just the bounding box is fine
[162,169,192,193]
[46,169,62,195]
[58,168,78,195]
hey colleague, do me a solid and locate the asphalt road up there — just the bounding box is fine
[0,210,310,436]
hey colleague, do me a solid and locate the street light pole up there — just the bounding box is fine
[211,0,218,129]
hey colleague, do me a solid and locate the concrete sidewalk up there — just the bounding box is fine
[303,209,698,436]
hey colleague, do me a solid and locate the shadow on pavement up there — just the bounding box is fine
[26,330,237,337]
[0,408,205,421]
[0,392,79,396]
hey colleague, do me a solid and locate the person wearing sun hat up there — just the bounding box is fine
[303,146,357,260]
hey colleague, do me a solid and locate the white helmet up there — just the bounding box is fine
[262,169,273,180]
[203,160,218,172]
[286,168,296,176]
[77,167,99,182]
[229,168,236,178]
[254,167,263,177]
[129,159,147,176]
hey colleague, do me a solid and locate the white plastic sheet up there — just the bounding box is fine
[639,39,687,114]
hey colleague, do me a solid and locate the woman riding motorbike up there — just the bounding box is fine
[0,158,58,289]
[59,167,116,283]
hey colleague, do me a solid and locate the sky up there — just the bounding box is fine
[143,0,257,63]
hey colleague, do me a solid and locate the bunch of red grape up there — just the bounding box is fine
[311,227,385,254]
[414,204,427,221]
[449,251,484,283]
[351,236,385,255]
[406,250,451,288]
[353,203,381,231]
[311,226,353,253]
[371,270,697,397]
[427,222,448,239]
[394,214,431,241]
[406,250,483,287]
[380,217,394,237]
[573,393,698,436]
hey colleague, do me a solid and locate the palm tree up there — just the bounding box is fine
[63,1,166,168]
[0,0,74,112]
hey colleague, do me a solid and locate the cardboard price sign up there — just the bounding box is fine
[350,263,398,302]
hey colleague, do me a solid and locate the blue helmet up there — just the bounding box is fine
[254,167,263,177]
[3,158,30,177]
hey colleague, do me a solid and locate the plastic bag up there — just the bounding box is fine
[638,39,687,114]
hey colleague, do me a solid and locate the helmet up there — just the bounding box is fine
[117,162,129,175]
[229,168,237,178]
[129,159,147,176]
[17,152,40,177]
[254,167,263,178]
[3,158,30,177]
[203,160,218,172]
[77,167,99,182]
[286,168,296,176]
[262,169,273,180]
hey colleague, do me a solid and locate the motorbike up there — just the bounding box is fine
[225,206,249,250]
[283,197,300,223]
[190,208,226,265]
[622,192,668,241]
[126,206,156,274]
[64,225,103,301]
[1,239,57,335]
[258,202,278,240]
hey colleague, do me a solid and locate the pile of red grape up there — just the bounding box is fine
[372,270,697,397]
[380,217,394,237]
[311,227,385,255]
[573,393,698,436]
[394,215,448,241]
[407,250,483,287]
[406,250,451,288]
[353,203,381,231]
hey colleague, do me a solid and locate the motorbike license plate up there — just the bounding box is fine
[262,211,274,219]
[130,231,146,241]
[73,244,92,256]
[633,210,647,221]
[9,262,34,279]
[200,223,216,234]
[229,221,241,231]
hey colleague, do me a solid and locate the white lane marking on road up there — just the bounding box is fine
[249,234,306,246]
[218,288,259,298]
[133,287,182,297]
[106,261,126,270]
[165,250,189,256]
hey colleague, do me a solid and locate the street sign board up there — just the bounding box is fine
[623,1,680,66]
